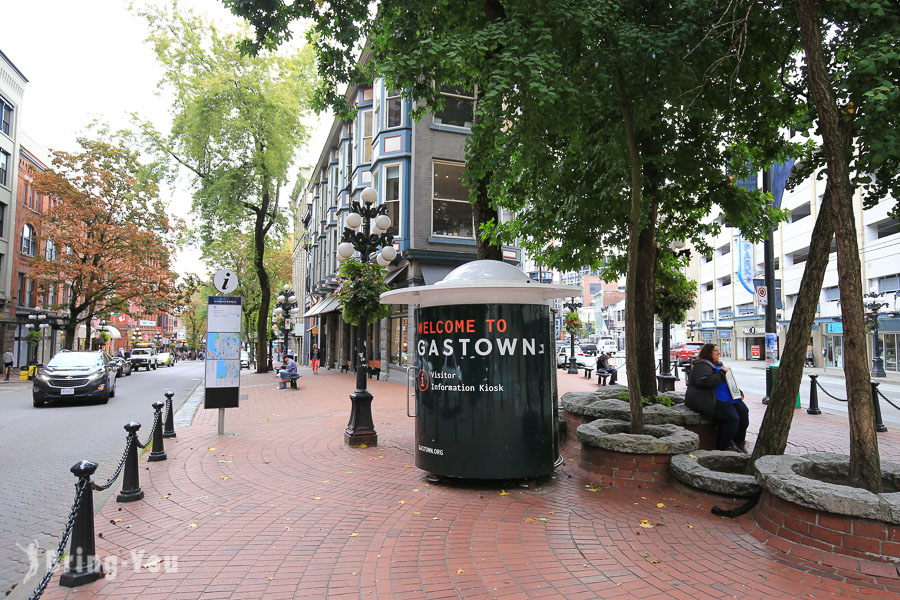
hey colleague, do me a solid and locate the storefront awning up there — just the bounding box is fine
[420,264,455,285]
[385,263,409,286]
[302,294,341,318]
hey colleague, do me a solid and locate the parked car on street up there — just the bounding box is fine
[109,356,132,377]
[580,343,598,356]
[670,341,705,366]
[157,352,175,367]
[597,336,618,355]
[33,351,117,407]
[557,345,587,368]
[240,351,250,369]
[130,347,158,371]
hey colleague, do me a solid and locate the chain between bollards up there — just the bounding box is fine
[148,401,167,462]
[162,390,176,438]
[28,479,86,599]
[871,380,888,433]
[807,374,822,415]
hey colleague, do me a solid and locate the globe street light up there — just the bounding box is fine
[562,297,582,374]
[865,287,888,378]
[273,284,299,360]
[335,185,395,447]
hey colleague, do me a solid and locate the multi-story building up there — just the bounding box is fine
[298,78,520,381]
[0,49,27,355]
[688,169,899,371]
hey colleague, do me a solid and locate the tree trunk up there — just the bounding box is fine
[634,196,659,398]
[615,68,645,434]
[474,174,503,261]
[749,186,835,465]
[253,205,272,373]
[796,0,881,491]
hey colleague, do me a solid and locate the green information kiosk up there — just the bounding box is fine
[381,261,578,479]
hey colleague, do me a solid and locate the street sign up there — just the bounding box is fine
[756,285,768,305]
[213,269,239,294]
[204,296,242,435]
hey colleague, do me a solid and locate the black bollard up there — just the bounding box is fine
[117,422,144,502]
[871,380,888,433]
[60,461,102,587]
[162,390,176,439]
[148,401,168,462]
[807,374,822,415]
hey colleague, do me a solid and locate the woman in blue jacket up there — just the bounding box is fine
[684,343,749,453]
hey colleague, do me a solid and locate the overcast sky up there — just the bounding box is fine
[4,0,331,280]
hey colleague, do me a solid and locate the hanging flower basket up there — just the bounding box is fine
[24,330,42,345]
[564,311,582,336]
[334,258,392,326]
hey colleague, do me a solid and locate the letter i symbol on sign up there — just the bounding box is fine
[222,272,231,290]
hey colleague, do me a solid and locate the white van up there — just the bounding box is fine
[597,336,618,355]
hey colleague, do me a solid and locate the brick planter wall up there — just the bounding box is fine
[743,490,900,587]
[668,479,752,512]
[579,446,672,488]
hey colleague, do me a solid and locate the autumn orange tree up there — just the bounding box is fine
[30,135,180,349]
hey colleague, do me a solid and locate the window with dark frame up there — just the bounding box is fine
[0,96,12,136]
[432,161,474,238]
[0,150,9,186]
[20,224,36,256]
[434,85,474,128]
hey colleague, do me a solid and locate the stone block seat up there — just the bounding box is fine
[561,390,718,449]
[576,419,698,488]
[279,373,301,390]
[670,450,759,509]
[744,453,900,587]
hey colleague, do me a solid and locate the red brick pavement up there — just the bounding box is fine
[38,367,900,600]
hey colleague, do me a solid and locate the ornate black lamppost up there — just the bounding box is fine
[865,287,888,378]
[686,318,697,340]
[153,332,163,350]
[335,186,396,447]
[25,310,49,365]
[272,284,299,359]
[562,297,582,374]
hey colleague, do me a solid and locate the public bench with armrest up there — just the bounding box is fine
[596,369,610,386]
[279,373,301,390]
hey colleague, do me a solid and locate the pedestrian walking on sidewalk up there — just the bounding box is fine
[684,343,749,453]
[310,344,320,374]
[806,346,815,367]
[3,349,13,381]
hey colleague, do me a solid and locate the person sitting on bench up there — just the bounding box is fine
[279,356,298,385]
[597,352,617,385]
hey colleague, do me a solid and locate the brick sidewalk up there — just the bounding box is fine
[36,367,900,600]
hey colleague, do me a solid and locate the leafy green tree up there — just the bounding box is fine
[749,0,900,491]
[135,4,317,372]
[226,1,797,434]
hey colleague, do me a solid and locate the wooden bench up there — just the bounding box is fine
[279,373,301,390]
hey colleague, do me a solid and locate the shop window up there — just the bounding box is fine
[432,161,473,238]
[391,315,408,366]
[434,85,474,128]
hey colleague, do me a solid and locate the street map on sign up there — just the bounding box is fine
[206,359,240,387]
[206,332,241,360]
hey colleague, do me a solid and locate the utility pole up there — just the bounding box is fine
[762,168,779,404]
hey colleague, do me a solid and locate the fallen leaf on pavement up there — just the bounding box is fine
[110,519,123,524]
[142,558,162,569]
[350,532,359,537]
[656,503,665,509]
[456,569,464,574]
[162,494,171,499]
[313,497,321,500]
[586,484,602,492]
[499,490,510,496]
[639,520,654,528]
[187,523,198,528]
[398,500,406,504]
[207,448,216,451]
[359,444,368,448]
[220,476,230,480]
[687,524,693,529]
[267,577,274,581]
[524,518,535,523]
[688,454,698,459]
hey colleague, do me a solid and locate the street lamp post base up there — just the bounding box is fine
[346,389,377,447]
[871,357,887,378]
[567,358,579,374]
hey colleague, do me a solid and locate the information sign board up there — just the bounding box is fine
[205,296,242,409]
